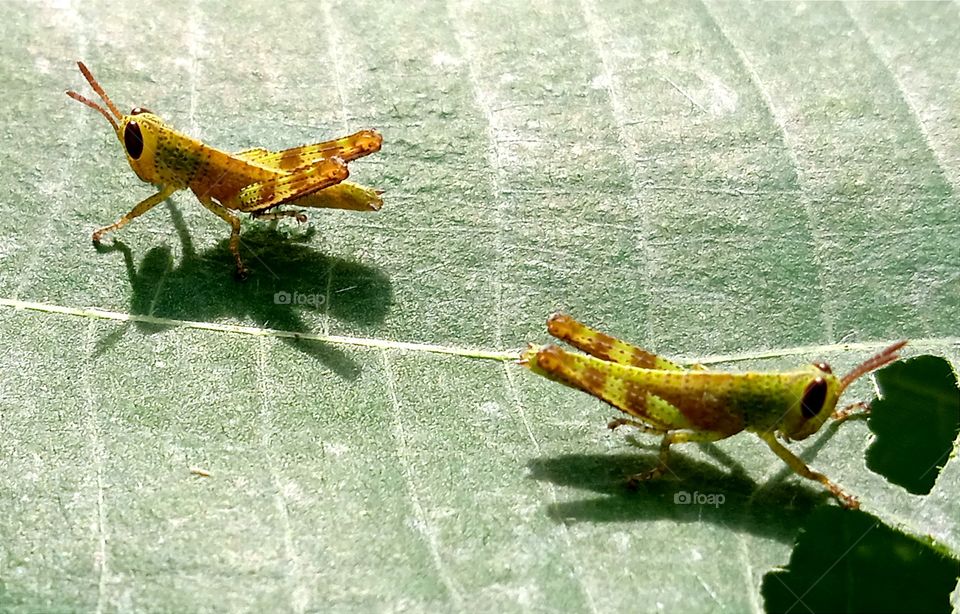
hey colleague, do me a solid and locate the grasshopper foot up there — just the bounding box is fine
[93,239,128,255]
[831,401,870,423]
[92,230,128,255]
[826,483,860,510]
[608,417,665,435]
[233,263,249,282]
[252,208,308,224]
[838,492,860,510]
[608,418,630,431]
[625,466,666,489]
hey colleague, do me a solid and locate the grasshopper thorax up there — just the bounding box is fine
[122,106,154,166]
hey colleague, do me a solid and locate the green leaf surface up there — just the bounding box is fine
[1,1,959,612]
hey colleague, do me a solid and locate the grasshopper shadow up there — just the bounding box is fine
[95,203,392,379]
[527,449,831,544]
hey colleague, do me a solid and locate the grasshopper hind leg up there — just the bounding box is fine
[624,428,729,486]
[546,313,686,370]
[195,194,248,279]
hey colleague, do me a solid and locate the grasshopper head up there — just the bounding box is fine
[66,61,165,184]
[116,110,166,184]
[778,365,843,440]
[779,341,907,440]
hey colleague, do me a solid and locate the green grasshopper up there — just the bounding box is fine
[66,61,383,278]
[521,313,908,509]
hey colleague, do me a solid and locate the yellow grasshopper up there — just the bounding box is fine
[66,61,383,278]
[521,313,908,509]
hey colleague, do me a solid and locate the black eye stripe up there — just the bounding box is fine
[124,121,144,159]
[801,377,828,420]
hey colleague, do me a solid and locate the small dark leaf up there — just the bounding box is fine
[763,507,959,614]
[867,356,960,494]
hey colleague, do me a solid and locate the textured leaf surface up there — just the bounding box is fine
[1,1,958,611]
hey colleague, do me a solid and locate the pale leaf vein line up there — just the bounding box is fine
[502,363,600,614]
[186,0,203,137]
[381,349,464,607]
[843,2,959,192]
[577,0,657,345]
[320,2,351,133]
[0,298,517,361]
[698,0,835,342]
[257,338,309,613]
[737,535,764,614]
[83,321,109,614]
[2,297,957,362]
[447,0,505,348]
[320,2,352,337]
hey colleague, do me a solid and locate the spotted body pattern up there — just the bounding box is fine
[522,313,907,509]
[67,61,383,278]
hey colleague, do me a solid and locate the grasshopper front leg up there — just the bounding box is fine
[93,185,178,244]
[756,430,859,509]
[831,401,870,423]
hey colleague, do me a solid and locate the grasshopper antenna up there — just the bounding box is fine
[839,340,908,391]
[66,61,121,132]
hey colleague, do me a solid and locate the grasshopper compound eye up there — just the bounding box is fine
[800,377,828,420]
[130,107,152,115]
[123,121,144,159]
